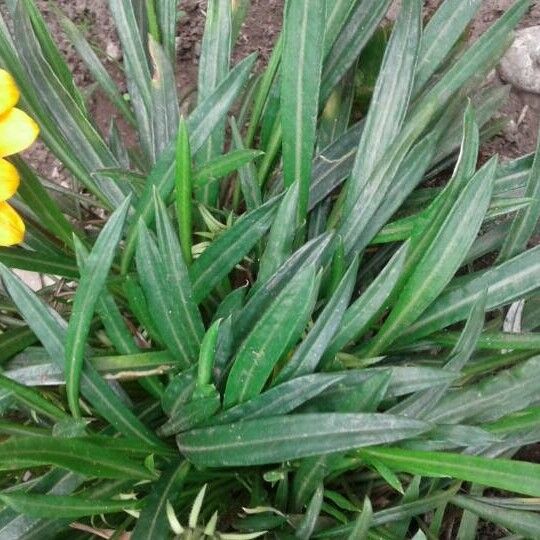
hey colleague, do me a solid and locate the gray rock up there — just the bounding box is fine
[499,26,540,94]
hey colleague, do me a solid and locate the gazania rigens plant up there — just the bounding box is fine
[0,0,540,538]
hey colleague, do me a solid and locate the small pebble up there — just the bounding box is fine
[106,40,122,62]
[499,26,540,94]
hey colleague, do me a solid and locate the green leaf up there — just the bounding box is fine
[0,492,141,519]
[212,373,346,425]
[321,0,392,103]
[161,366,197,416]
[276,256,359,382]
[224,265,319,407]
[0,436,156,480]
[177,413,430,467]
[257,183,299,287]
[230,118,262,211]
[0,374,68,422]
[156,0,178,63]
[322,242,408,363]
[14,3,127,208]
[281,0,325,219]
[359,447,540,497]
[108,0,152,133]
[195,0,232,205]
[148,36,179,160]
[347,497,373,540]
[314,489,457,537]
[175,116,194,265]
[498,123,540,261]
[65,197,131,417]
[0,265,162,446]
[15,0,85,110]
[189,196,280,303]
[245,33,282,146]
[425,355,540,425]
[365,158,496,356]
[414,0,483,92]
[194,147,264,191]
[451,495,540,539]
[340,0,528,256]
[13,157,76,248]
[57,11,136,125]
[296,483,324,539]
[154,191,205,352]
[237,233,334,344]
[400,244,540,342]
[136,223,193,367]
[132,462,190,540]
[343,0,421,219]
[158,392,221,436]
[0,249,78,279]
[0,327,36,364]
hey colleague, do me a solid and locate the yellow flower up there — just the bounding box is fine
[0,69,39,246]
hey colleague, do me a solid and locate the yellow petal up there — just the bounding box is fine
[0,107,39,158]
[0,70,20,116]
[0,201,24,246]
[0,158,20,201]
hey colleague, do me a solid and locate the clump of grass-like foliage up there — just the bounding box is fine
[0,0,539,538]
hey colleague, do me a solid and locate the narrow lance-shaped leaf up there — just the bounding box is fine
[149,36,179,160]
[13,157,76,248]
[212,373,346,425]
[177,413,430,467]
[0,374,69,422]
[281,0,325,220]
[175,117,193,265]
[413,0,483,93]
[235,232,335,344]
[320,0,392,103]
[57,11,136,125]
[451,495,540,539]
[223,265,319,407]
[322,242,409,363]
[399,243,540,343]
[256,183,299,287]
[136,222,194,367]
[154,190,205,350]
[65,196,131,417]
[275,256,359,382]
[498,121,540,261]
[189,196,281,303]
[364,158,496,356]
[0,436,156,480]
[195,0,232,205]
[343,0,422,220]
[0,492,142,520]
[359,447,540,498]
[15,3,128,207]
[424,355,540,425]
[296,484,324,540]
[156,0,178,63]
[339,0,528,257]
[230,117,262,211]
[392,104,480,294]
